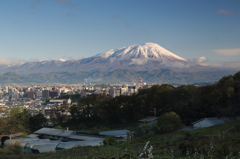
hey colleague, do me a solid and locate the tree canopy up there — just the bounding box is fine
[0,107,30,134]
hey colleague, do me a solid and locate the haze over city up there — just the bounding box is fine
[1,0,240,69]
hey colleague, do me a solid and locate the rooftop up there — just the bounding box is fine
[138,116,159,122]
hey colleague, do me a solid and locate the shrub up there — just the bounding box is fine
[156,112,184,134]
[0,148,14,155]
[5,140,22,155]
[53,125,64,129]
[103,135,116,145]
[135,123,155,137]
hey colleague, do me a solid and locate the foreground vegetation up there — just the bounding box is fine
[1,119,240,158]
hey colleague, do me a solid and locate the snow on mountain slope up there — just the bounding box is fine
[0,42,190,74]
[94,42,187,61]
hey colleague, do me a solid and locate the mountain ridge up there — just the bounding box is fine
[0,69,234,85]
[0,42,237,84]
[0,42,190,74]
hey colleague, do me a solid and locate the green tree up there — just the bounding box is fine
[103,136,117,145]
[97,97,121,125]
[45,97,52,103]
[149,84,175,116]
[170,85,201,125]
[0,107,30,134]
[29,113,47,132]
[135,123,153,136]
[50,104,68,126]
[63,100,68,105]
[77,96,99,118]
[69,104,80,121]
[155,112,183,134]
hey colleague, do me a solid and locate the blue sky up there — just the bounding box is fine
[1,0,240,68]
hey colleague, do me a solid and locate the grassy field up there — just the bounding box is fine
[1,120,240,159]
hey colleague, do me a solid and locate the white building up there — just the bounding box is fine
[182,117,239,130]
[49,99,71,104]
[192,117,231,129]
[109,88,121,98]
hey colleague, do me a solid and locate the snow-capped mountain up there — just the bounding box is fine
[76,42,189,72]
[95,42,186,61]
[0,43,191,74]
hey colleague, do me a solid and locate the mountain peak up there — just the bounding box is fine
[98,42,187,62]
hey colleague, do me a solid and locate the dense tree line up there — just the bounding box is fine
[68,71,240,127]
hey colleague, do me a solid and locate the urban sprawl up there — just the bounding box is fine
[0,83,154,119]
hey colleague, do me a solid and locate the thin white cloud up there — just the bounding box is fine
[198,57,208,63]
[213,48,240,56]
[169,61,189,68]
[0,58,25,65]
[215,10,233,14]
[0,58,43,65]
[128,58,190,68]
[188,57,208,63]
[129,58,148,65]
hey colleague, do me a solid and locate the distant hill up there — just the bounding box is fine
[0,69,234,85]
[3,71,19,76]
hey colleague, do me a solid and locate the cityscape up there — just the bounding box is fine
[0,0,240,158]
[0,82,147,118]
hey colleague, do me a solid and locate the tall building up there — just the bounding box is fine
[12,92,19,99]
[5,86,8,93]
[42,90,50,99]
[28,91,35,99]
[8,88,13,97]
[49,91,59,98]
[128,86,139,94]
[35,90,42,98]
[109,88,121,98]
[0,92,3,99]
[120,87,128,95]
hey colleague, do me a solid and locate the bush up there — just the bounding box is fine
[155,112,184,134]
[0,148,14,155]
[134,123,157,137]
[53,125,64,129]
[5,140,22,155]
[103,135,116,145]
